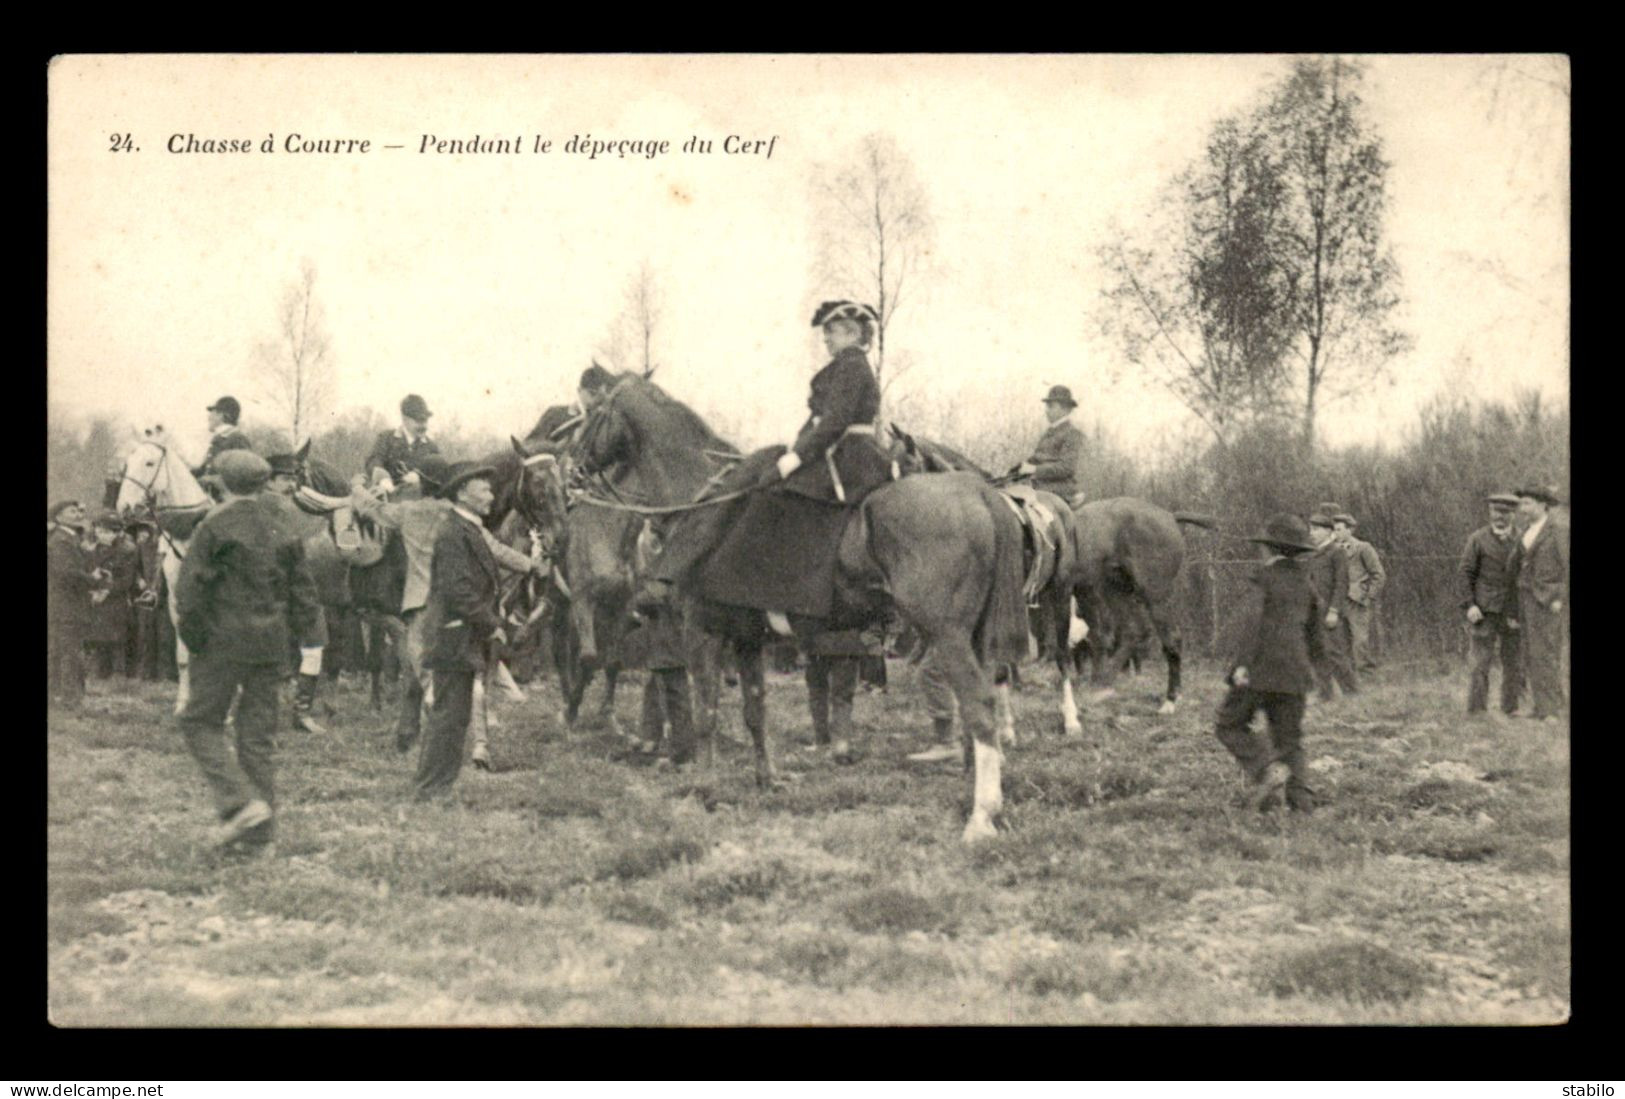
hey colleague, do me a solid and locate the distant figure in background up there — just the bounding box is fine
[366,394,440,494]
[1016,385,1085,505]
[1305,510,1358,700]
[1214,513,1325,813]
[578,363,618,414]
[1458,492,1524,717]
[1511,484,1568,722]
[1334,512,1386,674]
[128,518,163,680]
[48,500,106,709]
[191,396,253,489]
[86,510,138,678]
[173,451,324,855]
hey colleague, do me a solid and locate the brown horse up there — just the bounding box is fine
[575,376,1030,841]
[1069,497,1214,714]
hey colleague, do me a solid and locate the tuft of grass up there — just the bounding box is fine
[602,891,674,930]
[1401,779,1494,816]
[840,887,951,935]
[1494,922,1571,1001]
[431,859,549,904]
[48,906,132,943]
[1257,940,1437,1005]
[773,935,852,986]
[597,835,706,882]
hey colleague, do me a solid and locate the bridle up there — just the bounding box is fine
[120,439,202,562]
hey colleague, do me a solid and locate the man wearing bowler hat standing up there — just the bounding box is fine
[413,461,508,798]
[48,500,108,709]
[1459,493,1525,717]
[1334,511,1386,675]
[1511,484,1568,722]
[1305,508,1358,699]
[192,396,254,484]
[173,450,324,854]
[1017,385,1085,504]
[367,394,441,494]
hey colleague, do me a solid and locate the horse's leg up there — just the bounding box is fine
[935,632,1001,842]
[599,660,624,740]
[993,664,1017,747]
[365,613,385,711]
[1146,596,1184,715]
[572,591,599,667]
[736,640,776,788]
[688,632,722,771]
[1054,592,1083,738]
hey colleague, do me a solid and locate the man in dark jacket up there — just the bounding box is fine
[48,500,106,709]
[173,450,323,852]
[366,394,441,494]
[86,511,139,678]
[1017,385,1085,504]
[414,461,506,798]
[1511,484,1569,721]
[628,523,697,767]
[1459,492,1524,716]
[192,396,254,484]
[1305,511,1358,700]
[128,519,163,680]
[1214,513,1326,812]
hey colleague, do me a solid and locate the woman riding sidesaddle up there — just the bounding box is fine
[645,300,895,622]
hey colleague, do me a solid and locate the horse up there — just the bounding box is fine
[1069,497,1215,714]
[575,376,1030,842]
[114,428,214,715]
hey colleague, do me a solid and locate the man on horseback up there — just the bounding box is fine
[366,394,441,494]
[192,396,254,485]
[1017,385,1085,505]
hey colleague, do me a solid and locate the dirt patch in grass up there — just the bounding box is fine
[1257,939,1438,1005]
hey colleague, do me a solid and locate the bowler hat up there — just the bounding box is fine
[266,453,301,478]
[216,450,272,494]
[48,499,84,523]
[401,394,433,420]
[1333,512,1357,528]
[1486,492,1520,508]
[1316,501,1343,518]
[1042,385,1078,408]
[92,509,123,531]
[1307,512,1336,529]
[1248,513,1316,554]
[437,461,496,500]
[579,364,616,392]
[413,454,453,493]
[810,300,879,328]
[1516,483,1562,506]
[207,396,241,423]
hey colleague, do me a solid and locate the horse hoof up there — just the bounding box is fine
[997,726,1017,748]
[1062,721,1083,738]
[962,814,998,843]
[1158,700,1178,716]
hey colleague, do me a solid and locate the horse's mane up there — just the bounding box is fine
[304,456,352,497]
[617,374,736,454]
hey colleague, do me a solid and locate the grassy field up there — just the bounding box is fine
[47,656,1570,1026]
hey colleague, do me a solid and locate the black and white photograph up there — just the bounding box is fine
[46,53,1570,1025]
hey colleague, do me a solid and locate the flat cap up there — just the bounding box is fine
[216,450,272,494]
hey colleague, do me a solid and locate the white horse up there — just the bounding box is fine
[115,427,212,715]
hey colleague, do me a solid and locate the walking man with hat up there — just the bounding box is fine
[1214,513,1326,812]
[1306,508,1359,699]
[1459,492,1525,717]
[1334,511,1386,675]
[192,396,254,484]
[48,500,108,709]
[172,450,324,853]
[349,454,542,762]
[366,394,441,494]
[1017,386,1086,505]
[412,461,510,798]
[1511,484,1568,722]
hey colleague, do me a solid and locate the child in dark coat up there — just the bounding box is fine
[1215,513,1327,812]
[629,523,696,767]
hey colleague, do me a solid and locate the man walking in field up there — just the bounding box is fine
[1511,484,1568,722]
[1214,513,1325,813]
[173,451,324,854]
[1458,492,1524,717]
[1305,510,1358,700]
[1335,512,1386,674]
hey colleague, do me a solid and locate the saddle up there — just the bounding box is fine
[999,484,1059,603]
[293,486,387,567]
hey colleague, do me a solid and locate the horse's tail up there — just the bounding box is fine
[1173,511,1217,531]
[973,481,1030,667]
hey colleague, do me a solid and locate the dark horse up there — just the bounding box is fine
[575,376,1030,841]
[1069,497,1214,714]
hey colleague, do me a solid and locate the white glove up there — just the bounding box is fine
[1231,666,1250,688]
[401,470,421,488]
[775,451,802,479]
[298,647,323,676]
[1466,605,1483,625]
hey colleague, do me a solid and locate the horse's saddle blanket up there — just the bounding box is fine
[293,487,386,567]
[1000,487,1058,601]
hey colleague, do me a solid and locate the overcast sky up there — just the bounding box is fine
[48,54,1569,467]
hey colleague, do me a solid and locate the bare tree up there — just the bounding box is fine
[254,260,335,444]
[597,259,664,375]
[811,133,935,396]
[1255,57,1411,452]
[1099,119,1295,448]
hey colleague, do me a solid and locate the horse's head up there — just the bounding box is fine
[116,426,208,518]
[575,375,643,476]
[508,436,569,552]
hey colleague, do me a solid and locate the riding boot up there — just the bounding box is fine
[292,673,326,733]
[805,659,831,746]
